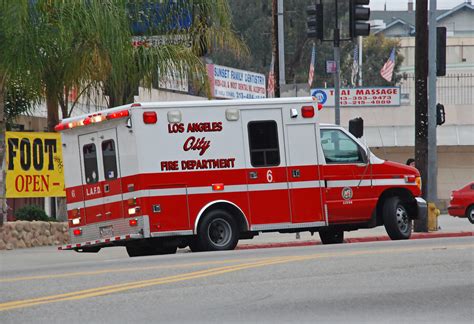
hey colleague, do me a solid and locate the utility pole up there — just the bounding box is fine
[427,0,438,205]
[272,0,280,97]
[414,0,429,232]
[334,2,341,125]
[358,36,363,86]
[277,0,286,88]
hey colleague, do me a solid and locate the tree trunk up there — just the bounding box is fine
[45,89,67,221]
[0,75,7,225]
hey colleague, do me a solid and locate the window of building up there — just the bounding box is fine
[320,129,365,164]
[102,140,117,180]
[83,144,98,184]
[248,121,280,167]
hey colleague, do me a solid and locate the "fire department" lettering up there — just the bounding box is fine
[160,158,236,171]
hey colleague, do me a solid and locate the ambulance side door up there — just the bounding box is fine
[286,123,325,224]
[320,127,373,222]
[241,109,291,226]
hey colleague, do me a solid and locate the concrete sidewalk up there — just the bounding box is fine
[237,215,473,249]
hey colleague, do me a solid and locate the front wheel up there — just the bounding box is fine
[383,197,412,240]
[196,210,239,251]
[319,229,344,244]
[466,206,474,224]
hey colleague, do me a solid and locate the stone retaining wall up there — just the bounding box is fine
[0,221,70,250]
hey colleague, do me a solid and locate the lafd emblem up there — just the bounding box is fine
[342,187,353,200]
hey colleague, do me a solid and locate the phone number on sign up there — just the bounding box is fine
[340,96,393,106]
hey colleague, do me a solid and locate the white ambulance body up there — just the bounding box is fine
[57,97,426,256]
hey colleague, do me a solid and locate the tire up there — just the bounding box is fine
[196,209,239,251]
[466,205,474,224]
[126,243,177,258]
[383,196,412,240]
[188,238,202,252]
[319,229,344,244]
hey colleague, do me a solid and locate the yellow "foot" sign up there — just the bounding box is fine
[6,132,65,198]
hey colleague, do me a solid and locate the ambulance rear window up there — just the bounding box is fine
[102,140,117,180]
[248,121,280,167]
[83,144,98,184]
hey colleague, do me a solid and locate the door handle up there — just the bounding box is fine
[104,184,110,193]
[105,212,112,217]
[96,213,102,218]
[292,169,300,178]
[249,171,258,179]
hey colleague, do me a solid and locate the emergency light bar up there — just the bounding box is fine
[54,109,130,131]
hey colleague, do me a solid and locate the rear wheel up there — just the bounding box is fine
[383,196,412,240]
[466,206,474,224]
[196,209,239,251]
[319,229,344,244]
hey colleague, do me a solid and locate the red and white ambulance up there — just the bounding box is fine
[56,97,427,257]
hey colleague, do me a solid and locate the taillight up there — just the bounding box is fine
[129,219,138,227]
[143,111,157,124]
[73,229,82,236]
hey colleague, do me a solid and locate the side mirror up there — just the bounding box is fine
[349,117,364,138]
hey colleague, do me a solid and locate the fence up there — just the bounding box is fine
[399,73,473,105]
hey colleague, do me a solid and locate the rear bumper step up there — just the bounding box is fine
[59,233,143,250]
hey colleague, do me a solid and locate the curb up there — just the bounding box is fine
[236,231,473,250]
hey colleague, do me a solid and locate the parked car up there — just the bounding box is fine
[448,182,474,224]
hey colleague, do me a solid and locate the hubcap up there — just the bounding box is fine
[469,208,474,221]
[396,205,410,233]
[208,218,232,247]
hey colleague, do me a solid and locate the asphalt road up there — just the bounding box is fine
[1,237,473,323]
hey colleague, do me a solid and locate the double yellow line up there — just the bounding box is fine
[1,243,471,312]
[0,255,312,312]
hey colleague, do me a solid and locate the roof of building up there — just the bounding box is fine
[371,2,473,34]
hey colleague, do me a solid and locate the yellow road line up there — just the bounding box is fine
[0,256,293,312]
[0,243,471,312]
[0,256,272,283]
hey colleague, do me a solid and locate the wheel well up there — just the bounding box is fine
[195,201,249,234]
[466,204,474,216]
[376,188,416,224]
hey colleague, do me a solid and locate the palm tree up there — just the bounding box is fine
[1,0,245,222]
[105,0,247,107]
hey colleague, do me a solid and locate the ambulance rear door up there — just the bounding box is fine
[78,129,123,226]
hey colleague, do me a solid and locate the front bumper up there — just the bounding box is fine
[415,197,428,220]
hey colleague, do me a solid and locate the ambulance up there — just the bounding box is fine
[56,97,427,257]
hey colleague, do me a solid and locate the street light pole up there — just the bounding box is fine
[334,1,341,125]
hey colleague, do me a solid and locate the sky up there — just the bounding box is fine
[369,0,468,10]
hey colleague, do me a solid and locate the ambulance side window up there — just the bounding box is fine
[102,140,117,180]
[248,121,280,167]
[320,129,365,164]
[83,144,98,184]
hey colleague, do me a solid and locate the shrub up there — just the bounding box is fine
[14,205,53,222]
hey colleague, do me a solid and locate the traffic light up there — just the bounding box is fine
[436,103,445,126]
[306,4,323,41]
[350,0,371,38]
[437,27,447,76]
